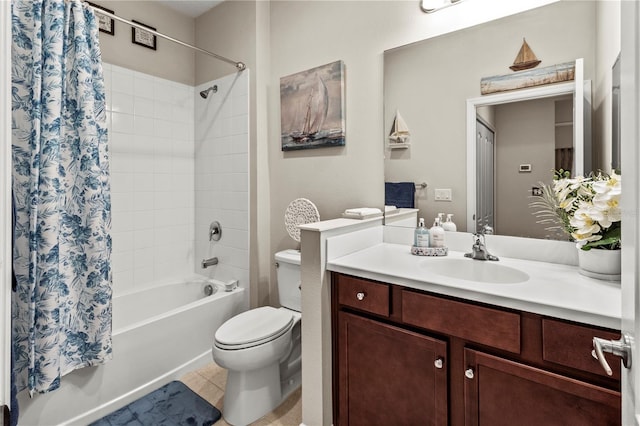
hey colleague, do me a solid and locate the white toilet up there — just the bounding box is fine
[212,249,302,426]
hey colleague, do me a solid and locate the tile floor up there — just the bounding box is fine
[180,362,302,426]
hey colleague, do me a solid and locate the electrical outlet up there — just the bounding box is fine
[532,187,543,196]
[434,188,452,201]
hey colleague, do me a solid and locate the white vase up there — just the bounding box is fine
[577,247,621,281]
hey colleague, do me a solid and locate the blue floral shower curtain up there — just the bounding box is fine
[11,0,112,395]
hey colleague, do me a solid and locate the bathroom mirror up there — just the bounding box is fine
[383,1,613,238]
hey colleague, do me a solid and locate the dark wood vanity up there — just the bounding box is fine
[331,272,621,426]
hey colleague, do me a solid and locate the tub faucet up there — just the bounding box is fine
[464,228,499,261]
[201,257,219,269]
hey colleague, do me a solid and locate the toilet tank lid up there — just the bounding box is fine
[275,249,300,265]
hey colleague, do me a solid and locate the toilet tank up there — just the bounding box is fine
[275,249,301,312]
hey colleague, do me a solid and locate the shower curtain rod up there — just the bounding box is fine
[84,2,246,71]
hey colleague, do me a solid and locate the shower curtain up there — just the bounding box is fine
[11,0,112,395]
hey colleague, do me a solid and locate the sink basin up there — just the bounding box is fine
[422,258,529,284]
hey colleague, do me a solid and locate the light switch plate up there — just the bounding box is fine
[434,188,452,201]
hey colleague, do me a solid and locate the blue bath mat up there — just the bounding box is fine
[90,381,221,426]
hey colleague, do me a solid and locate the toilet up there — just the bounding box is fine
[212,249,302,426]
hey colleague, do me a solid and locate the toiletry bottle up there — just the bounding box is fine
[430,217,446,248]
[414,218,430,247]
[442,214,457,232]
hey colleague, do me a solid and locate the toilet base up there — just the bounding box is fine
[223,364,281,426]
[222,363,302,426]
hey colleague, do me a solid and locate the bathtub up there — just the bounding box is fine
[16,275,246,426]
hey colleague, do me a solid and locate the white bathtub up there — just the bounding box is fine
[16,276,246,426]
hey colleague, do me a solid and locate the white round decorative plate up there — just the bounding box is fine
[285,198,320,242]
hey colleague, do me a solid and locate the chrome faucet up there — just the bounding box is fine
[201,257,219,268]
[464,226,499,261]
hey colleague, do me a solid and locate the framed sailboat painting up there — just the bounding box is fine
[280,61,346,151]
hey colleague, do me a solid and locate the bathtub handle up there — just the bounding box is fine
[209,221,222,241]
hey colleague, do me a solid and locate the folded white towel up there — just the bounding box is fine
[344,207,382,216]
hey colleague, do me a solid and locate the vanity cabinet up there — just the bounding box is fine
[332,272,621,426]
[464,349,620,426]
[337,312,448,425]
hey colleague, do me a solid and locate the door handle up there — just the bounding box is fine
[592,334,632,376]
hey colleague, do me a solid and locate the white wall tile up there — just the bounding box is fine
[154,101,173,121]
[134,74,155,99]
[134,116,155,136]
[111,92,134,114]
[107,64,249,294]
[134,97,155,118]
[154,119,173,138]
[134,229,155,250]
[111,68,134,94]
[111,112,134,134]
[106,63,197,294]
[194,75,250,280]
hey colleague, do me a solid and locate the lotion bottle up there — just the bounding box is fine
[430,217,446,248]
[442,214,457,232]
[414,218,430,247]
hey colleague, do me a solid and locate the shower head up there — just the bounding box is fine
[199,85,218,99]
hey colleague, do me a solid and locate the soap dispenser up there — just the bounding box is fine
[430,217,446,248]
[442,214,457,232]
[414,218,430,247]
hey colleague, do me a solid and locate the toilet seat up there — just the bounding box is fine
[215,306,294,350]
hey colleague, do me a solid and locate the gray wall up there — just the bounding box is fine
[494,98,555,238]
[95,1,195,85]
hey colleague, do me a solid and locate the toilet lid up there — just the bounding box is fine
[215,306,294,349]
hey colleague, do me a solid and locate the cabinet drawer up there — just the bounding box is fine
[542,319,621,379]
[402,290,521,353]
[337,276,390,317]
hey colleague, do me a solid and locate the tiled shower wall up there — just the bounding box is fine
[194,71,250,292]
[105,63,249,296]
[105,63,196,295]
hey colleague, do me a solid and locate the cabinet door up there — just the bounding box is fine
[337,311,447,426]
[464,349,621,426]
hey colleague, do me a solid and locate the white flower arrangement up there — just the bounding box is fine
[530,170,621,250]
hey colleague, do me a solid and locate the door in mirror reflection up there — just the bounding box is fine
[475,118,494,234]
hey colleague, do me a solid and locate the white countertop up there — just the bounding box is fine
[326,242,621,330]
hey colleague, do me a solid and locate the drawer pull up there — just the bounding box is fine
[356,292,366,301]
[434,358,444,369]
[465,368,475,379]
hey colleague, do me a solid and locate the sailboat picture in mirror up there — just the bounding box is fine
[280,60,346,151]
[388,110,411,148]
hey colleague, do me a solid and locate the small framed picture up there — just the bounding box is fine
[87,2,114,35]
[131,20,157,50]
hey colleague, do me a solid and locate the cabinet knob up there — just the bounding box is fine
[465,368,475,379]
[356,292,366,301]
[434,358,444,369]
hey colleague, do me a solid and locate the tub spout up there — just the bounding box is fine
[201,257,219,268]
